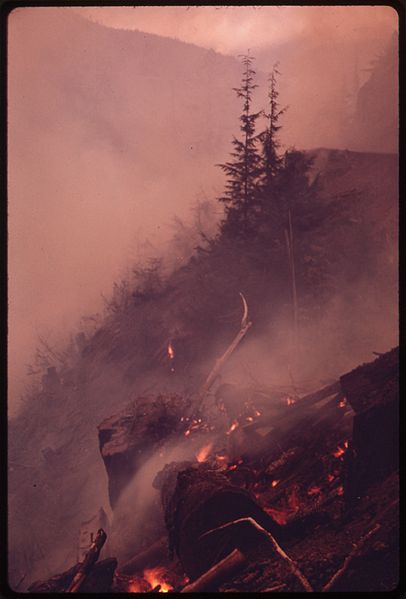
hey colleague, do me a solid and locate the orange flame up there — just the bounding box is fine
[128,580,143,593]
[226,420,239,435]
[167,342,175,360]
[143,567,173,593]
[264,507,289,525]
[333,444,346,458]
[264,487,299,525]
[196,442,213,463]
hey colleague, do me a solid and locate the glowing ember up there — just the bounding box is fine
[226,420,239,435]
[184,430,191,437]
[271,480,280,488]
[196,442,213,463]
[336,485,344,496]
[307,485,321,496]
[264,506,289,525]
[128,580,142,593]
[333,444,346,458]
[339,397,347,408]
[344,440,349,449]
[254,409,262,417]
[264,486,300,525]
[327,474,335,483]
[167,342,175,360]
[216,454,228,462]
[287,486,300,511]
[126,576,151,593]
[246,416,254,423]
[228,464,238,471]
[286,397,296,406]
[143,567,173,593]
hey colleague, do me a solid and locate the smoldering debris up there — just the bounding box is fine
[27,347,399,593]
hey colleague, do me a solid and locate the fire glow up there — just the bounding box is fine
[143,567,173,593]
[167,341,175,360]
[196,442,214,463]
[226,420,239,435]
[333,441,348,458]
[264,487,300,525]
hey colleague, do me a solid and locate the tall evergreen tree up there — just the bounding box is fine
[218,54,262,240]
[260,64,286,190]
[257,64,287,241]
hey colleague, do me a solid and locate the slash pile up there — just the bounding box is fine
[28,347,399,593]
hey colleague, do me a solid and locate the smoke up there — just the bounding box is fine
[8,7,397,413]
[109,435,219,563]
[81,6,397,55]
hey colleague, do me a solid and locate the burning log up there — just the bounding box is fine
[199,292,252,398]
[67,528,107,592]
[153,462,283,579]
[200,518,314,592]
[180,549,246,592]
[243,380,342,434]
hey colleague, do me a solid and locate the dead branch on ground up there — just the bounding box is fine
[199,517,314,592]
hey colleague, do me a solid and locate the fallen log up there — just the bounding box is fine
[243,381,342,433]
[180,549,246,592]
[118,537,168,575]
[153,462,283,579]
[199,517,314,592]
[67,528,107,592]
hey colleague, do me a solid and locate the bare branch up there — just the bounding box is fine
[199,517,314,592]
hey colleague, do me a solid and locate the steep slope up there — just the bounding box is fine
[8,147,398,590]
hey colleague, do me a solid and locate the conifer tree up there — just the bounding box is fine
[218,54,262,240]
[260,64,286,191]
[257,64,287,241]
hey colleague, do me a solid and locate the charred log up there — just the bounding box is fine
[98,394,187,508]
[340,347,399,499]
[153,462,285,580]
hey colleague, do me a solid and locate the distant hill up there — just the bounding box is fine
[347,33,398,153]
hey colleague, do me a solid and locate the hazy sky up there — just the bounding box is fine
[8,6,398,414]
[81,5,397,54]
